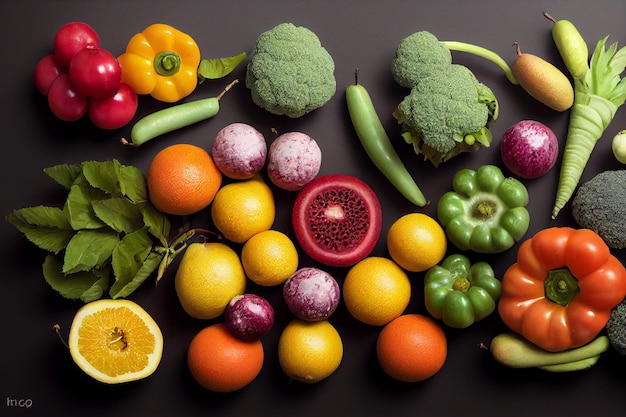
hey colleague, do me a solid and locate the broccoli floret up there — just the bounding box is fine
[245,23,336,118]
[606,298,626,355]
[390,31,499,166]
[391,31,452,88]
[571,170,626,249]
[392,64,498,166]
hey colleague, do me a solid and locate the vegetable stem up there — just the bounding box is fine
[216,79,239,100]
[53,324,69,349]
[544,268,579,306]
[154,51,181,76]
[441,40,519,85]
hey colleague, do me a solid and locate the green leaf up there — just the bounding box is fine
[140,202,171,246]
[44,163,83,189]
[92,197,143,234]
[110,250,163,299]
[65,180,108,230]
[111,228,153,282]
[118,164,148,203]
[198,51,247,82]
[63,229,120,274]
[6,206,74,253]
[586,37,626,106]
[43,255,109,302]
[81,159,124,195]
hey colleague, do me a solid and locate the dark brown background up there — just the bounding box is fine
[2,1,625,416]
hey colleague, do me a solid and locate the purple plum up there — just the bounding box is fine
[283,267,340,321]
[267,132,322,191]
[224,293,274,341]
[212,123,267,180]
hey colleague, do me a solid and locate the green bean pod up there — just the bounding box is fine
[123,80,238,147]
[346,80,427,207]
[544,12,589,79]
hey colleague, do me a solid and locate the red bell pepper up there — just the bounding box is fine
[498,227,626,352]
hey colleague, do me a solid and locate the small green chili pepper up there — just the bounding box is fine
[346,71,427,207]
[425,254,502,328]
[437,164,530,253]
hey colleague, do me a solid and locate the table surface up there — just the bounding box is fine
[2,1,626,416]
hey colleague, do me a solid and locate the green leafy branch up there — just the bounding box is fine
[6,160,210,303]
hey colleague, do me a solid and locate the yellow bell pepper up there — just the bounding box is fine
[118,23,201,103]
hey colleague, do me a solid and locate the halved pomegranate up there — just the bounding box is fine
[292,174,382,267]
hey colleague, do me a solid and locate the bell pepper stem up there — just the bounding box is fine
[452,277,471,292]
[473,199,498,219]
[544,268,580,306]
[154,51,182,76]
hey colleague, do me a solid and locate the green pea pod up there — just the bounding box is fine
[424,254,501,328]
[346,76,427,207]
[544,12,589,79]
[437,165,530,253]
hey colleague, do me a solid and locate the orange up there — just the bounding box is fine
[376,314,447,382]
[210,175,275,243]
[386,213,447,272]
[68,299,163,384]
[241,229,299,286]
[146,143,222,216]
[342,257,411,326]
[187,322,264,392]
[277,319,343,384]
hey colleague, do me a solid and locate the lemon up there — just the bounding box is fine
[278,318,343,384]
[175,242,247,320]
[386,213,447,272]
[241,229,299,286]
[343,256,411,326]
[68,299,163,384]
[211,176,275,244]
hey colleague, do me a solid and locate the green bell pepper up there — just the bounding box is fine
[437,164,530,254]
[424,254,502,328]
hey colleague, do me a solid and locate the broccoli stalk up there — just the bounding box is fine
[391,31,510,166]
[391,31,505,166]
[440,41,519,85]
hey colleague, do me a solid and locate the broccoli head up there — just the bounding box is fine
[391,31,452,88]
[392,64,498,166]
[245,23,336,118]
[606,298,626,355]
[572,170,626,249]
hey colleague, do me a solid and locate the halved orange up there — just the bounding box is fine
[68,299,164,384]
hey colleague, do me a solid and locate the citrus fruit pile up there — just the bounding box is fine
[58,123,451,391]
